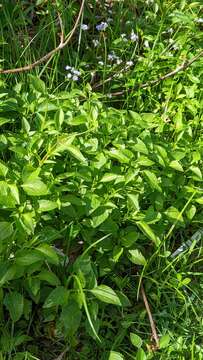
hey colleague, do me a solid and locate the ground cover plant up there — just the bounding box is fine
[0,0,203,359]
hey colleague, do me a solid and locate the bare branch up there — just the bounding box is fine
[141,282,159,349]
[0,0,85,74]
[109,50,203,97]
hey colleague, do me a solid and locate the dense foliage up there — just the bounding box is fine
[0,0,203,359]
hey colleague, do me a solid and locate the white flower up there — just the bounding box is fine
[144,40,150,48]
[96,22,108,31]
[121,33,127,39]
[93,39,99,47]
[65,65,72,70]
[195,18,203,24]
[81,24,89,30]
[72,75,79,81]
[108,53,116,61]
[116,58,122,65]
[98,61,104,66]
[72,69,81,76]
[66,73,72,79]
[130,30,138,42]
[126,60,133,66]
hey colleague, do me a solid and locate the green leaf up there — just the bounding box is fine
[4,291,24,322]
[15,250,43,266]
[91,285,121,306]
[109,351,124,360]
[189,166,202,180]
[65,144,87,163]
[0,222,13,240]
[128,249,146,266]
[22,178,48,196]
[38,200,58,212]
[60,300,82,336]
[0,117,11,127]
[133,139,148,155]
[43,286,69,308]
[143,170,161,192]
[55,109,64,129]
[29,75,46,93]
[0,161,8,177]
[100,173,122,182]
[137,221,160,246]
[107,148,130,164]
[159,334,170,349]
[91,207,110,228]
[130,333,143,348]
[165,207,184,223]
[136,348,146,360]
[36,244,59,265]
[127,193,139,211]
[169,160,183,172]
[37,270,60,286]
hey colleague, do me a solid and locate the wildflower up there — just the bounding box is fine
[144,40,150,48]
[96,22,108,31]
[195,18,203,24]
[66,73,72,79]
[65,65,72,70]
[116,58,122,65]
[108,53,116,61]
[72,69,81,76]
[98,61,104,66]
[121,33,127,39]
[130,30,138,42]
[92,39,99,47]
[72,75,79,81]
[81,24,89,30]
[126,60,133,66]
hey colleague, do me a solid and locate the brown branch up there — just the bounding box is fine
[140,282,159,350]
[109,49,203,97]
[0,0,85,74]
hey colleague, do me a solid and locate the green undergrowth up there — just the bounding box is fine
[0,0,203,359]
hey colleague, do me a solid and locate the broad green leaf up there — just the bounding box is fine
[133,139,148,154]
[165,207,184,223]
[29,75,46,93]
[38,200,58,212]
[0,161,8,177]
[91,285,121,306]
[22,178,48,196]
[65,144,87,163]
[16,250,43,266]
[109,351,124,360]
[143,170,161,192]
[100,173,122,182]
[55,108,64,129]
[127,193,139,211]
[8,184,20,204]
[137,221,160,246]
[186,205,196,220]
[107,148,130,164]
[0,118,10,126]
[37,270,60,286]
[136,348,146,360]
[91,207,110,228]
[4,291,24,322]
[169,160,183,172]
[0,181,19,207]
[60,300,82,336]
[189,166,202,180]
[0,222,13,240]
[43,286,69,308]
[195,198,203,204]
[0,264,17,287]
[128,249,146,266]
[36,244,59,265]
[130,333,143,348]
[159,334,170,349]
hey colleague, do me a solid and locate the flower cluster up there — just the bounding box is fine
[107,51,122,65]
[65,66,81,81]
[96,22,108,31]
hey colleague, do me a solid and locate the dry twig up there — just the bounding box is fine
[140,282,159,350]
[0,0,85,74]
[109,49,203,97]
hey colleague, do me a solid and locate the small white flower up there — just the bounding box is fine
[168,27,173,34]
[81,24,89,30]
[93,39,99,47]
[98,61,104,66]
[72,69,81,76]
[65,65,72,70]
[126,60,133,66]
[144,40,150,48]
[66,73,72,79]
[130,30,138,42]
[108,53,115,61]
[72,75,79,81]
[96,22,108,31]
[116,58,122,65]
[195,18,203,24]
[121,33,127,39]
